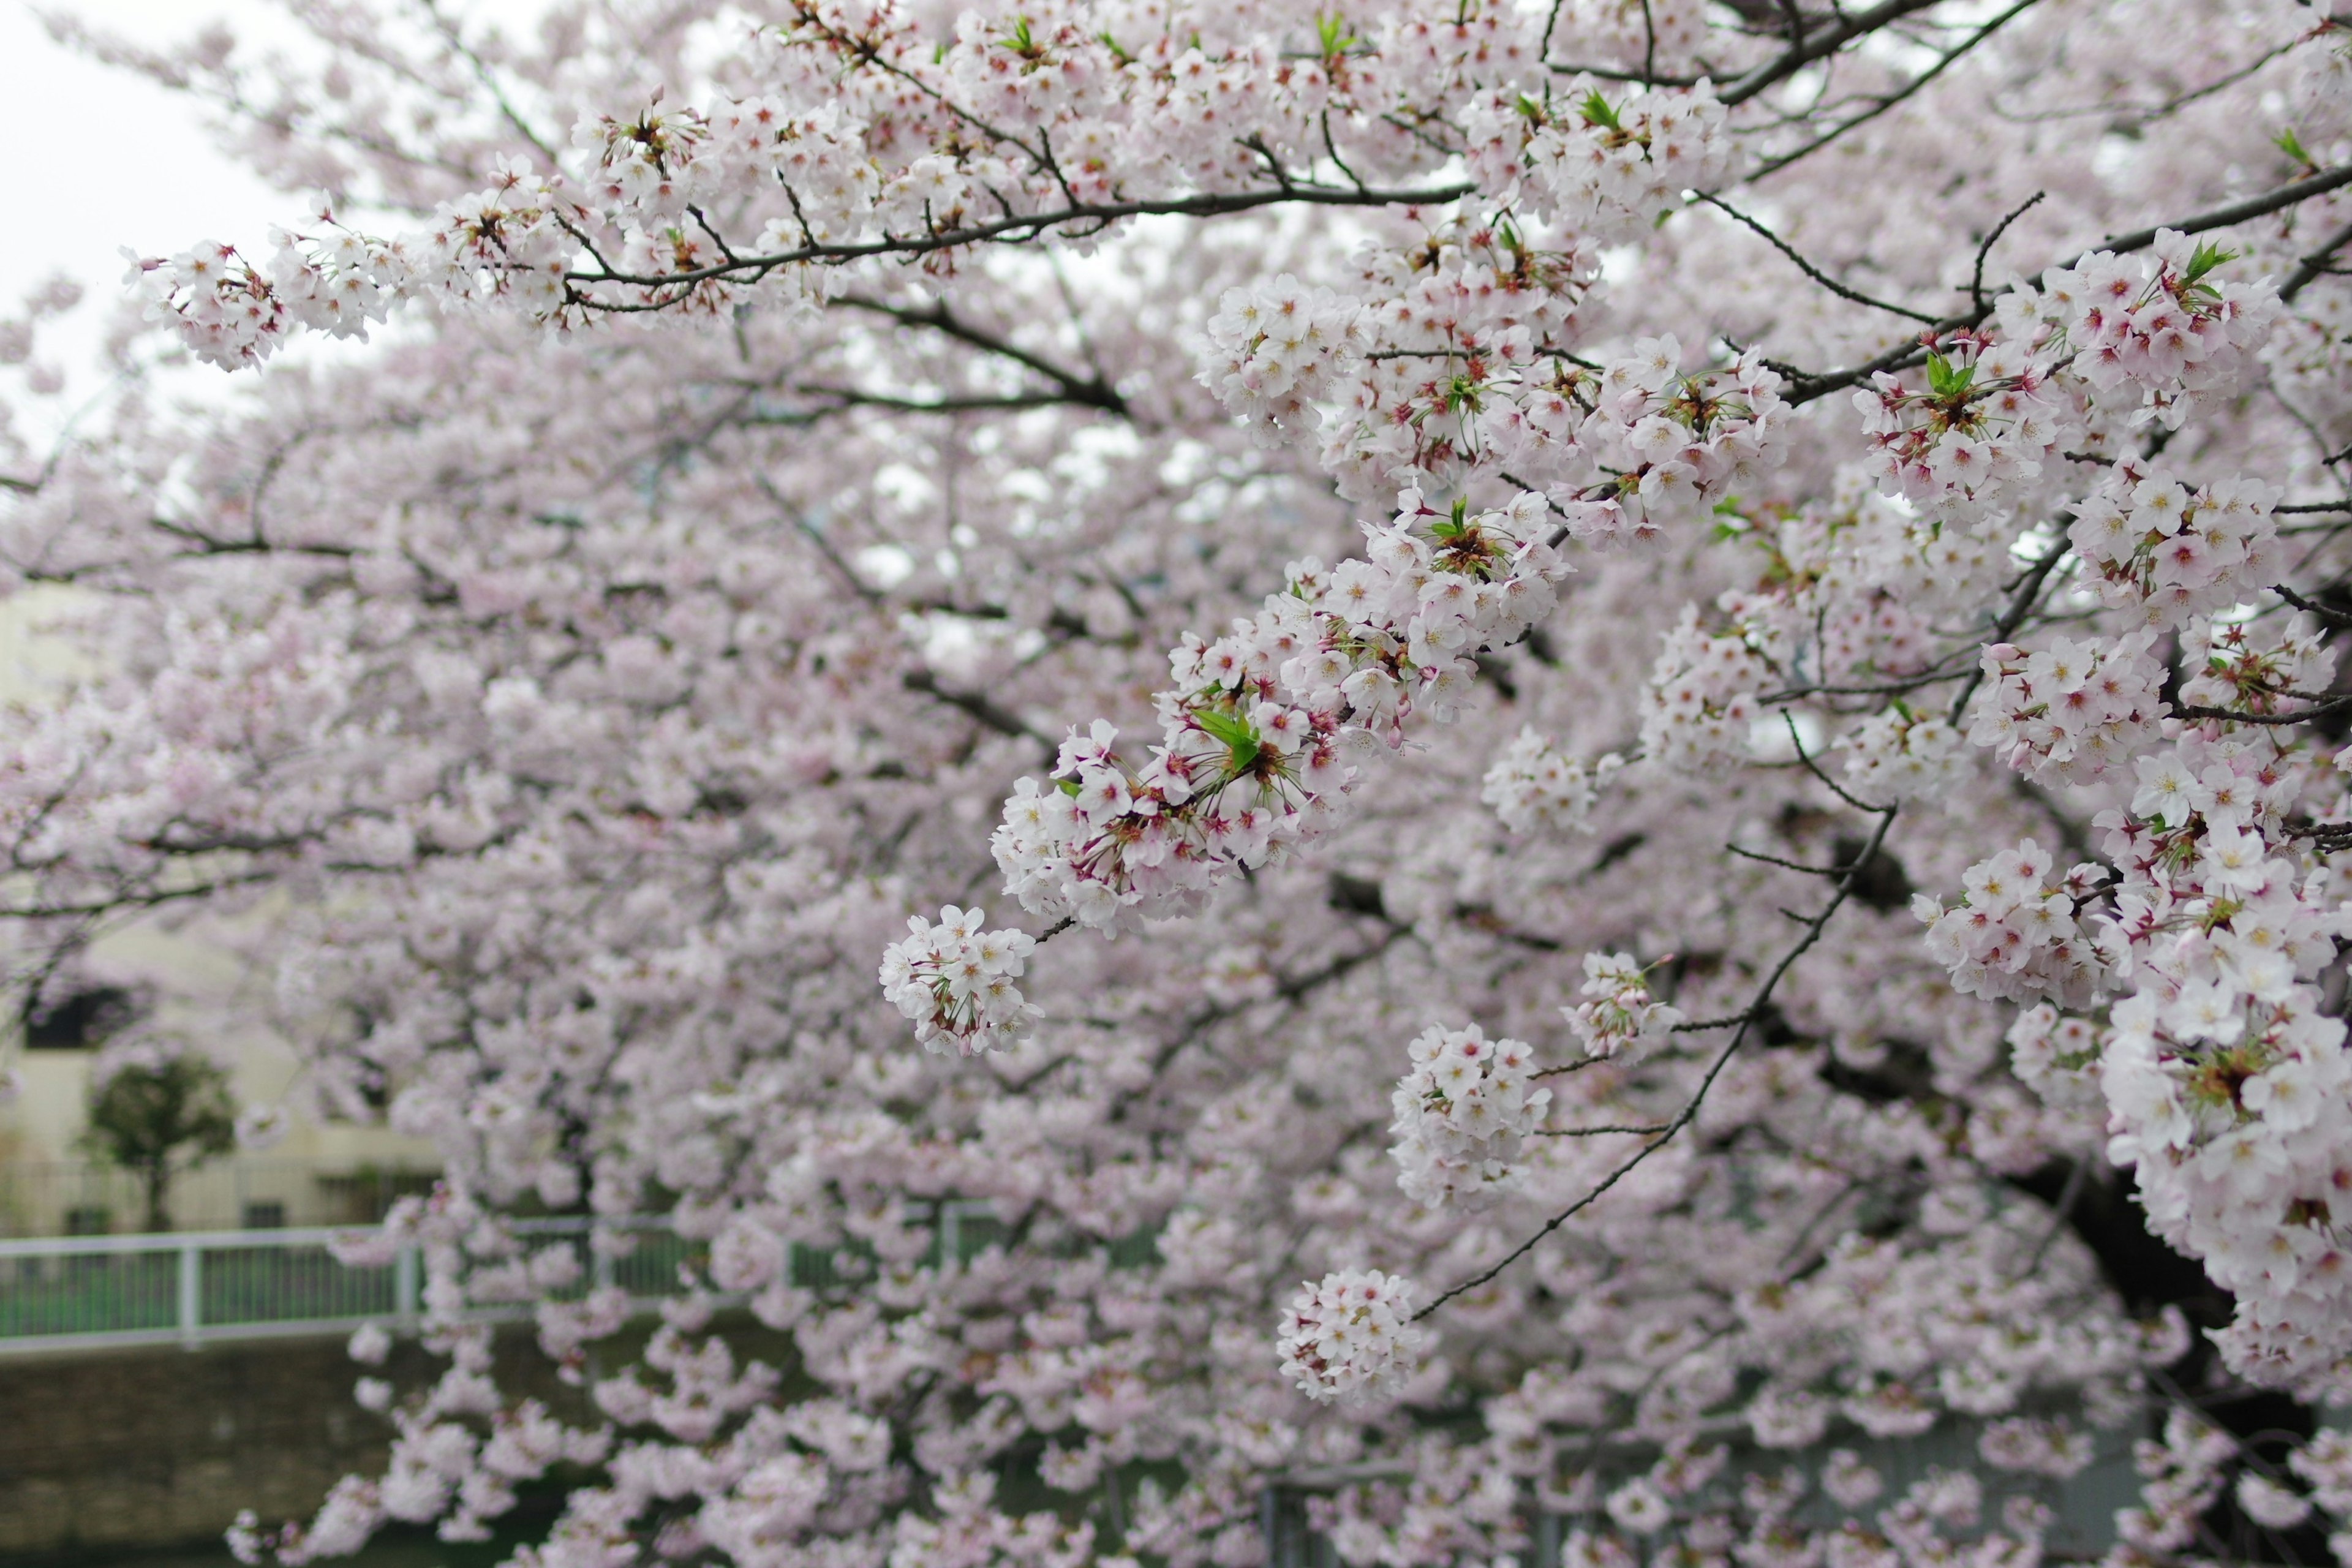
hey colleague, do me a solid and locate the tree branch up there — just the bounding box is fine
[1698,194,1941,323]
[1415,786,1899,1320]
[564,181,1476,304]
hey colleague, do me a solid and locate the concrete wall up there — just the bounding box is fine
[0,1332,575,1557]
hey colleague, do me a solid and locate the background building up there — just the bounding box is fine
[0,588,438,1235]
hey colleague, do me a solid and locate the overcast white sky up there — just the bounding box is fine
[1,2,301,333]
[1,1,560,420]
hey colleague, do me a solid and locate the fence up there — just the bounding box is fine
[0,1159,440,1238]
[0,1212,2154,1564]
[0,1216,693,1355]
[0,1199,1069,1354]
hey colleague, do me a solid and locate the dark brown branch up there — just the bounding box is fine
[2177,694,2352,726]
[1532,1123,1671,1137]
[834,293,1128,416]
[2281,214,2352,303]
[1748,0,2040,181]
[1718,0,1948,106]
[2274,583,2352,625]
[564,181,1476,301]
[746,386,1110,421]
[902,668,1053,748]
[1727,843,1850,877]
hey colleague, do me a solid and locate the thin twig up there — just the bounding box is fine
[1748,0,2040,181]
[1775,163,2352,402]
[1533,1123,1672,1137]
[1727,843,1850,877]
[2274,583,2352,624]
[2019,1156,2089,1277]
[1719,0,1947,107]
[1415,795,1899,1320]
[1942,546,2071,725]
[2177,693,2352,726]
[564,181,1476,302]
[1698,194,1941,323]
[1970,191,2046,313]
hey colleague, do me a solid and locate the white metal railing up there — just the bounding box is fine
[0,1216,692,1354]
[0,1200,1128,1354]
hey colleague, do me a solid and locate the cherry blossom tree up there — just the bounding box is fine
[9,1,2352,1566]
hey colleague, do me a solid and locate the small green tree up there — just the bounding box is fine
[83,1042,237,1232]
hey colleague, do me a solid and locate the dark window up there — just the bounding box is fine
[242,1201,286,1230]
[63,1205,111,1235]
[22,987,137,1050]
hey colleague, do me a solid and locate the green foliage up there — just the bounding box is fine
[1191,706,1263,776]
[83,1047,238,1232]
[1924,350,1976,400]
[2181,239,2238,288]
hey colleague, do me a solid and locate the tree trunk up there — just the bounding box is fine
[142,1161,172,1234]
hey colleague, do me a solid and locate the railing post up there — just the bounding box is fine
[393,1242,420,1328]
[177,1240,202,1348]
[594,1229,616,1294]
[940,1200,961,1268]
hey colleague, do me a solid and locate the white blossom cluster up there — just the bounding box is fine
[2069,461,2282,625]
[2177,612,2335,718]
[1834,706,1967,802]
[1297,238,1785,543]
[1553,339,1789,549]
[2029,228,2284,428]
[1915,839,2108,1008]
[2116,1408,2239,1555]
[1389,1022,1551,1209]
[1853,231,2285,532]
[1469,80,1738,241]
[2006,1004,2108,1120]
[1639,605,1774,771]
[703,100,882,243]
[1481,728,1623,834]
[1566,951,1684,1060]
[1965,630,2168,786]
[1193,273,1368,446]
[1275,1267,1423,1404]
[2086,757,2352,1383]
[992,490,1567,931]
[130,172,570,370]
[2293,1430,2352,1553]
[1317,222,1598,503]
[1852,333,2069,524]
[876,906,1041,1057]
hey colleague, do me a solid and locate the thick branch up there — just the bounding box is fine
[832,293,1128,417]
[1719,0,1951,106]
[565,181,1476,301]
